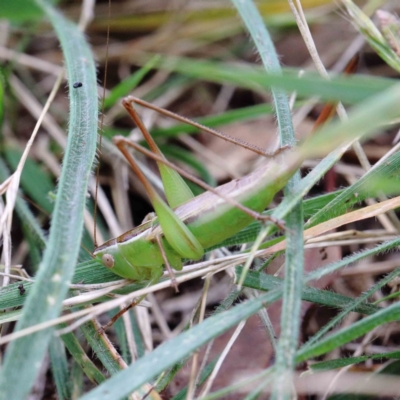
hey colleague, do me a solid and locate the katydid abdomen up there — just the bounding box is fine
[93,148,294,281]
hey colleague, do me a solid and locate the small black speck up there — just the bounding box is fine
[18,283,26,295]
[73,82,83,88]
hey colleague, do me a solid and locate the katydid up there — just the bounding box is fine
[93,96,296,283]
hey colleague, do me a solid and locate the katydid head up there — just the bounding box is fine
[94,243,138,280]
[93,228,175,281]
[94,244,148,281]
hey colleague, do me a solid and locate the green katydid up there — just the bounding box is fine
[93,96,297,285]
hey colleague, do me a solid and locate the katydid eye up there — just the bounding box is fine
[102,254,115,269]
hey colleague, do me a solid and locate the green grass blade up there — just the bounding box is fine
[239,268,379,315]
[71,360,84,398]
[302,266,400,351]
[79,319,123,375]
[296,301,400,363]
[310,351,400,372]
[307,150,400,227]
[0,0,43,21]
[5,147,55,213]
[113,310,132,364]
[104,55,161,109]
[155,55,394,103]
[0,157,46,251]
[305,238,400,282]
[0,1,98,398]
[60,325,106,385]
[49,336,72,400]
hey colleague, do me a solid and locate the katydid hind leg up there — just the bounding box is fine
[121,97,295,231]
[125,96,279,158]
[113,136,204,261]
[122,98,194,209]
